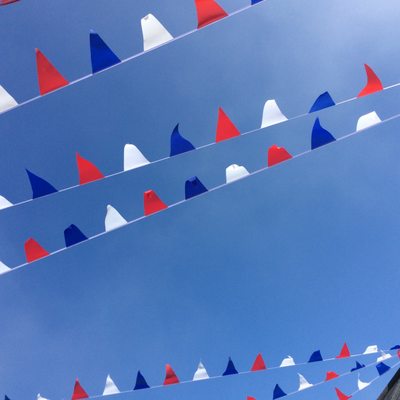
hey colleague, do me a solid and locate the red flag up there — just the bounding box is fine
[24,238,49,263]
[194,0,228,29]
[336,342,350,358]
[397,350,400,359]
[247,397,257,400]
[267,145,292,167]
[71,379,89,400]
[76,152,104,185]
[35,49,69,95]
[144,190,168,216]
[325,371,339,381]
[357,64,383,98]
[335,388,352,400]
[0,0,19,5]
[163,364,179,385]
[251,353,266,371]
[216,107,240,142]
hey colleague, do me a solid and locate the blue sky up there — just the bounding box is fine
[0,0,400,399]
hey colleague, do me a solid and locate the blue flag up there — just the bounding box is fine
[273,384,287,399]
[170,124,195,156]
[185,176,208,199]
[64,224,88,247]
[351,361,365,372]
[90,30,121,74]
[26,169,58,199]
[308,350,323,362]
[311,118,336,149]
[376,362,391,376]
[309,91,335,113]
[134,370,150,390]
[222,357,238,376]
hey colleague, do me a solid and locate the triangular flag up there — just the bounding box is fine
[311,118,336,149]
[222,357,238,375]
[64,224,88,247]
[124,144,150,171]
[141,14,173,51]
[298,373,313,391]
[376,362,391,375]
[215,107,240,142]
[194,0,228,29]
[164,364,179,385]
[336,342,350,358]
[325,371,339,381]
[105,205,127,232]
[351,361,365,372]
[193,361,210,381]
[144,190,168,216]
[247,397,257,400]
[261,99,288,128]
[0,85,17,112]
[76,152,104,185]
[37,394,49,400]
[335,388,352,400]
[252,0,263,3]
[377,351,392,362]
[170,124,195,156]
[279,355,295,367]
[0,0,19,5]
[103,374,120,395]
[35,49,69,95]
[5,396,11,400]
[26,169,58,199]
[308,350,323,363]
[267,145,292,167]
[0,195,13,210]
[251,353,266,371]
[398,350,400,359]
[24,238,49,263]
[391,345,400,350]
[185,176,208,199]
[357,375,371,391]
[357,64,383,97]
[90,30,121,74]
[363,345,378,354]
[134,370,150,390]
[356,111,381,131]
[0,261,11,275]
[226,164,250,183]
[273,384,287,399]
[71,379,89,400]
[309,91,335,113]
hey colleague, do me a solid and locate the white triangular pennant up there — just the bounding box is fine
[363,345,378,354]
[0,261,11,275]
[377,350,392,362]
[37,394,49,400]
[298,373,313,391]
[105,205,128,232]
[0,85,17,113]
[357,374,371,391]
[0,195,13,210]
[225,164,250,183]
[103,374,120,395]
[193,361,209,381]
[280,355,295,367]
[124,144,150,171]
[261,99,288,128]
[141,14,173,51]
[356,111,381,131]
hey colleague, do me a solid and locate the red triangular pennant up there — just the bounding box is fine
[194,0,228,29]
[144,190,168,216]
[35,49,69,95]
[357,64,383,98]
[71,379,89,400]
[335,388,352,400]
[325,371,339,381]
[163,364,179,385]
[216,107,240,143]
[267,144,292,167]
[336,342,350,358]
[76,152,104,185]
[24,238,49,263]
[251,353,266,371]
[247,397,257,400]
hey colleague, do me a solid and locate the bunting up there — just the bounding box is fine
[64,224,88,247]
[261,100,288,128]
[134,371,150,390]
[0,0,19,5]
[311,118,336,149]
[194,0,228,29]
[193,362,210,381]
[104,205,127,232]
[356,111,382,131]
[357,64,383,97]
[123,144,150,171]
[71,379,89,400]
[335,387,352,400]
[251,353,267,371]
[185,176,208,199]
[76,152,104,185]
[336,343,351,359]
[298,373,313,391]
[141,14,173,51]
[226,164,250,183]
[222,357,239,376]
[0,261,11,275]
[0,195,13,210]
[0,85,17,112]
[273,384,287,399]
[164,364,180,385]
[26,169,58,199]
[215,107,241,142]
[144,190,168,216]
[24,238,49,263]
[102,375,120,396]
[267,145,293,167]
[89,30,121,74]
[170,124,195,156]
[309,91,335,113]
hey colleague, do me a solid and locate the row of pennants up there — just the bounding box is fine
[4,343,399,400]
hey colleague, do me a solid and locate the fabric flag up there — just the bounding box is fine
[376,362,390,376]
[124,144,150,171]
[311,118,336,149]
[144,190,168,216]
[325,371,339,381]
[134,371,150,390]
[76,152,104,185]
[350,361,365,372]
[26,169,58,199]
[5,397,11,400]
[216,107,240,142]
[247,397,256,400]
[24,238,49,263]
[71,379,89,400]
[170,124,195,156]
[103,374,120,396]
[0,195,13,210]
[336,342,351,358]
[335,388,352,400]
[0,261,11,275]
[105,205,128,232]
[0,0,19,5]
[377,351,392,362]
[164,364,179,385]
[309,91,335,113]
[185,176,208,199]
[226,164,250,183]
[357,64,383,98]
[261,99,288,128]
[222,357,238,375]
[251,353,267,371]
[252,0,263,4]
[35,49,69,95]
[90,30,121,74]
[37,394,49,400]
[194,0,228,29]
[0,85,17,112]
[356,111,381,131]
[193,361,210,381]
[363,345,378,354]
[141,14,173,51]
[308,350,323,362]
[398,350,400,359]
[273,384,287,399]
[298,373,313,391]
[391,345,400,350]
[268,145,292,167]
[280,355,295,367]
[64,224,88,247]
[357,375,371,391]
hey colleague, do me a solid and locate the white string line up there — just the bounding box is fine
[0,1,267,118]
[4,80,400,212]
[5,107,400,275]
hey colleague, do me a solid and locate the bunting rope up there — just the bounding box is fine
[3,106,400,275]
[2,80,400,211]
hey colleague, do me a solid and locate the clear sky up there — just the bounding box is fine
[0,0,399,399]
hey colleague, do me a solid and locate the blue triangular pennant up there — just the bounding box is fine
[222,357,238,376]
[376,362,391,376]
[134,370,150,390]
[308,350,323,362]
[26,169,58,199]
[185,176,208,200]
[252,0,263,3]
[64,224,88,247]
[5,396,11,400]
[309,91,335,113]
[170,124,195,156]
[351,361,365,372]
[90,30,121,74]
[390,345,400,350]
[273,384,287,399]
[311,118,336,149]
